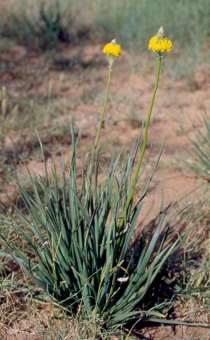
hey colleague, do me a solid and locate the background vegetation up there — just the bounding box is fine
[1,0,210,51]
[1,0,210,79]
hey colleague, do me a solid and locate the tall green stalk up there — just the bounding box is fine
[90,63,113,197]
[123,55,162,221]
[94,64,113,151]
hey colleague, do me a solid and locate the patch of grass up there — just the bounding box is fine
[0,281,129,339]
[181,116,210,312]
[172,117,210,316]
[95,0,210,49]
[94,0,210,77]
[176,196,210,321]
[0,83,72,137]
[190,116,210,181]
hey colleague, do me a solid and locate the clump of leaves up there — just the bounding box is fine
[0,130,179,333]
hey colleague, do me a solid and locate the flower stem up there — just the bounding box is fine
[90,63,113,199]
[94,64,112,151]
[123,55,162,222]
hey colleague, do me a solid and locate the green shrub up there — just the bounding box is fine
[0,130,179,332]
[0,0,73,50]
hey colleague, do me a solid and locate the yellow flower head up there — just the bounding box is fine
[103,39,122,58]
[148,27,173,54]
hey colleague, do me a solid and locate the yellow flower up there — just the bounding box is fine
[148,27,173,54]
[103,39,122,58]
